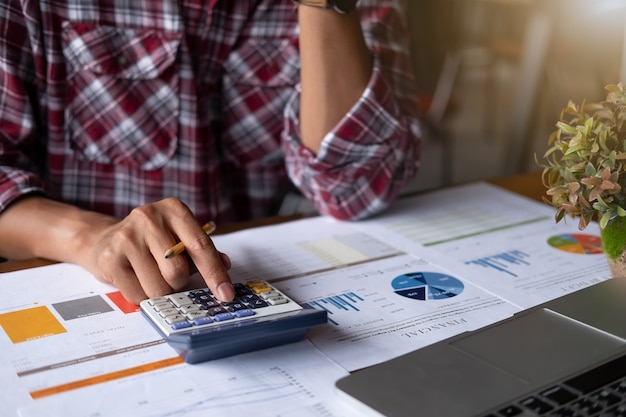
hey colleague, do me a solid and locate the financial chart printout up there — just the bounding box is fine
[355,182,611,308]
[212,218,520,371]
[0,264,350,417]
[1,181,614,416]
[273,254,519,371]
[211,217,405,282]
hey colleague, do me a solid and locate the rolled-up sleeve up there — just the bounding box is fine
[281,0,422,221]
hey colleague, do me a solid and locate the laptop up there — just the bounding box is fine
[335,278,626,417]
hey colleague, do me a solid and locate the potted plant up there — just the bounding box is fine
[538,83,626,277]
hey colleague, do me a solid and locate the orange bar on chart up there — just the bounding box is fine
[30,356,184,399]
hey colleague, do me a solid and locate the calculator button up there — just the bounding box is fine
[246,298,269,309]
[185,311,206,320]
[148,297,169,306]
[213,312,234,322]
[192,317,214,326]
[250,285,272,294]
[240,294,261,303]
[206,306,228,316]
[180,305,202,314]
[235,309,254,318]
[164,314,186,324]
[159,308,179,318]
[259,290,279,299]
[189,289,213,297]
[234,286,254,297]
[152,302,174,312]
[171,320,192,330]
[168,294,194,307]
[197,300,220,310]
[193,294,214,303]
[266,296,288,305]
[224,302,248,312]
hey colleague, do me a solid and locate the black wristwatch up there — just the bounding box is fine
[293,0,359,14]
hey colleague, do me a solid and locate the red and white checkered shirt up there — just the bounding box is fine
[0,0,421,224]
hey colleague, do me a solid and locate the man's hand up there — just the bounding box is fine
[83,198,234,304]
[0,196,234,305]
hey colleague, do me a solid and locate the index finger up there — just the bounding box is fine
[168,222,234,302]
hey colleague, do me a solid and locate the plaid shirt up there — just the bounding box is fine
[0,0,420,224]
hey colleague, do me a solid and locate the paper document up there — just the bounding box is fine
[0,180,612,416]
[354,182,612,307]
[0,264,350,417]
[211,217,519,371]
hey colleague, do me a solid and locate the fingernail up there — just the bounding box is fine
[217,282,234,302]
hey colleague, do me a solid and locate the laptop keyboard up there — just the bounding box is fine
[485,354,626,417]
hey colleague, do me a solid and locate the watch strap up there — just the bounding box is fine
[295,0,329,8]
[293,0,358,14]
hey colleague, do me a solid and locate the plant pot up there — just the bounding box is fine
[606,251,626,278]
[600,216,626,278]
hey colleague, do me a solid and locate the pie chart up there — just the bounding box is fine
[392,272,464,301]
[547,234,603,255]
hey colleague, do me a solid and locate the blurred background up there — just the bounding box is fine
[404,0,626,192]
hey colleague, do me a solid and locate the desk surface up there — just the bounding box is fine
[0,171,545,274]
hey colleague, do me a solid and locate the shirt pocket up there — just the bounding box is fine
[62,22,182,170]
[221,38,300,168]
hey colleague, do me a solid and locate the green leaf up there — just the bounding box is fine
[606,84,626,101]
[600,211,612,229]
[556,121,578,135]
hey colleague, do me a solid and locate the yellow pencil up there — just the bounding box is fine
[164,221,217,259]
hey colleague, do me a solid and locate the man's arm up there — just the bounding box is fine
[297,5,373,153]
[0,196,234,304]
[285,0,421,221]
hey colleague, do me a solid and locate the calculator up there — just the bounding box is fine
[139,280,327,363]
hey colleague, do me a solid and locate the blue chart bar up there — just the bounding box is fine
[465,250,530,277]
[304,292,363,325]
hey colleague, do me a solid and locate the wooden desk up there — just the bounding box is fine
[488,169,544,202]
[0,171,546,273]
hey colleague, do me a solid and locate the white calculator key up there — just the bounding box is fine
[159,308,179,318]
[168,294,195,307]
[267,296,288,305]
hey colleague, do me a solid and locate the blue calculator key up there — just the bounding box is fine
[171,321,192,330]
[192,317,214,326]
[213,312,234,322]
[235,309,254,318]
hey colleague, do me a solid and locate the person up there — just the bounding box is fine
[0,0,421,304]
